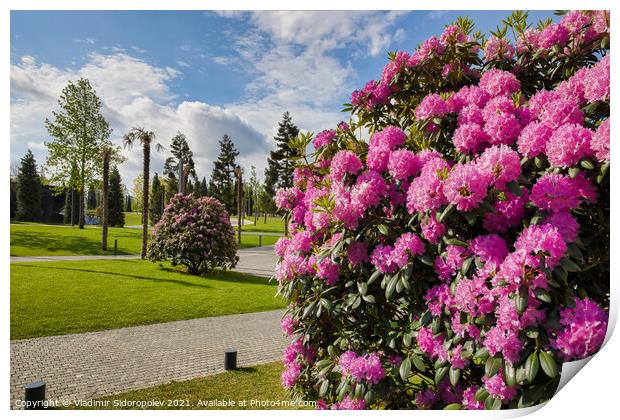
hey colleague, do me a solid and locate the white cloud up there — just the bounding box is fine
[10,53,269,184]
[74,37,96,44]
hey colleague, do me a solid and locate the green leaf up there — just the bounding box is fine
[418,255,434,266]
[377,224,389,235]
[368,269,382,285]
[362,294,376,304]
[580,159,594,170]
[435,366,449,384]
[449,367,461,386]
[399,357,412,380]
[444,237,468,247]
[525,352,540,383]
[516,285,529,314]
[561,258,581,272]
[505,363,517,387]
[385,275,398,300]
[506,181,522,196]
[485,356,501,377]
[411,353,426,372]
[534,288,552,303]
[438,203,455,223]
[539,351,558,378]
[357,282,368,296]
[461,257,473,276]
[444,403,463,410]
[474,387,489,402]
[568,167,580,178]
[320,298,333,311]
[319,380,329,396]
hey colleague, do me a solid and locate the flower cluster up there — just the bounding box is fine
[277,10,609,411]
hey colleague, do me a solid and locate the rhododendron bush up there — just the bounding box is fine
[275,11,610,410]
[148,194,238,274]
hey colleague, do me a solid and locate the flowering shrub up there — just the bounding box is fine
[148,194,238,274]
[275,11,609,410]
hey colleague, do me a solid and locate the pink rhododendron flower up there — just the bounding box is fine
[388,149,421,180]
[545,211,579,243]
[530,173,580,213]
[540,99,583,129]
[443,162,490,211]
[484,36,515,60]
[330,150,363,182]
[546,123,593,168]
[281,362,301,389]
[347,241,369,266]
[462,386,484,410]
[453,123,489,153]
[483,371,517,402]
[553,298,608,361]
[584,54,610,102]
[591,119,610,162]
[477,145,521,188]
[406,157,450,213]
[517,121,553,158]
[313,129,336,149]
[479,69,520,97]
[514,223,567,268]
[421,214,445,244]
[539,23,570,48]
[415,93,448,121]
[332,395,366,410]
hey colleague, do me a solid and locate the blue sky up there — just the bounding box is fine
[10,10,557,185]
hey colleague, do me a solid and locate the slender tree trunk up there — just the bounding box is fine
[78,189,85,229]
[102,152,110,251]
[142,143,150,259]
[264,211,267,224]
[237,171,242,245]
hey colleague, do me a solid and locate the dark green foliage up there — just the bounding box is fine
[125,194,132,213]
[149,173,165,225]
[108,167,125,227]
[15,150,42,222]
[164,131,196,187]
[208,134,239,212]
[265,111,299,194]
[87,187,97,210]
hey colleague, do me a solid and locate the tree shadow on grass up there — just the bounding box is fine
[14,264,214,289]
[10,229,140,256]
[158,267,272,286]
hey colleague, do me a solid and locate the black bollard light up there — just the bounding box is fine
[224,348,238,370]
[114,239,118,255]
[25,380,46,410]
[259,235,262,247]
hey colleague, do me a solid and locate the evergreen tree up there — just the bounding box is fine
[265,111,299,192]
[208,134,239,212]
[264,112,299,235]
[164,174,178,202]
[87,187,97,210]
[15,149,42,222]
[149,173,165,224]
[193,176,208,197]
[200,177,208,197]
[108,167,125,227]
[163,131,196,188]
[125,194,132,213]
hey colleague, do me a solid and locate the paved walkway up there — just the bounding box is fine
[10,246,280,278]
[10,309,287,409]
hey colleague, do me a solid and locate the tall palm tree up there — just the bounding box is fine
[101,147,112,251]
[123,127,162,259]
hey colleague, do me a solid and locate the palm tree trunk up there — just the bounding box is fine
[101,153,110,251]
[141,143,150,259]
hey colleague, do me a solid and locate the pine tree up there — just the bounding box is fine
[208,134,239,212]
[149,173,165,224]
[87,187,97,210]
[164,131,196,188]
[264,112,299,235]
[15,149,42,222]
[164,174,178,202]
[109,167,125,227]
[125,194,132,213]
[200,177,208,197]
[265,111,299,192]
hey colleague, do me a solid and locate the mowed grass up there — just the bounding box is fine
[123,212,144,226]
[10,259,284,340]
[241,216,285,233]
[10,223,277,257]
[69,362,307,410]
[10,223,144,256]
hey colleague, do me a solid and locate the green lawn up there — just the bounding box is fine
[10,259,284,339]
[240,216,285,233]
[10,223,144,256]
[123,212,144,226]
[10,223,277,257]
[69,362,307,410]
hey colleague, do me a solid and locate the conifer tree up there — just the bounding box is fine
[15,149,42,222]
[164,131,196,187]
[108,167,125,227]
[149,173,165,224]
[208,134,239,212]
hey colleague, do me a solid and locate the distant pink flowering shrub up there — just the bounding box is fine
[275,10,609,411]
[148,194,238,274]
